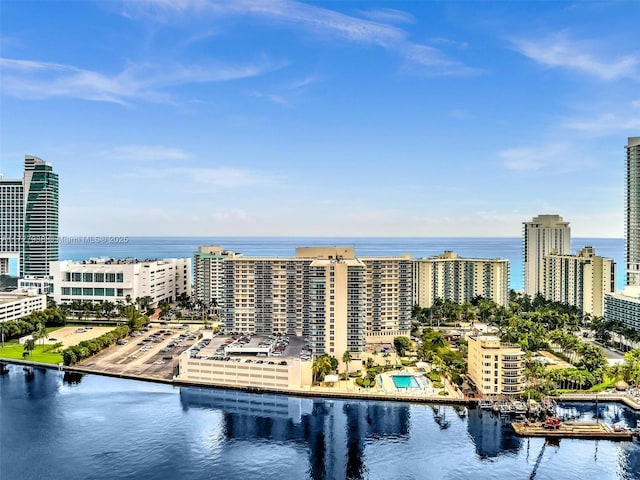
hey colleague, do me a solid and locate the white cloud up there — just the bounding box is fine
[248,91,289,106]
[128,0,475,75]
[512,32,639,81]
[357,8,415,25]
[499,144,571,172]
[0,56,280,104]
[562,112,640,135]
[104,145,191,162]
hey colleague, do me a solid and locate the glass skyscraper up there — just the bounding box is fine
[626,136,640,287]
[0,155,58,277]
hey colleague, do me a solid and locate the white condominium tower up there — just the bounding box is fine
[543,246,615,317]
[626,136,640,287]
[0,156,59,277]
[413,251,510,308]
[523,214,570,296]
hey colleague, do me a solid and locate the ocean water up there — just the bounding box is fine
[53,236,625,292]
[2,366,639,480]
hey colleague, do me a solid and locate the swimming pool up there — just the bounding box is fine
[392,375,420,389]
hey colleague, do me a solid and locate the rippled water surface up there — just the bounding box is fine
[2,366,640,480]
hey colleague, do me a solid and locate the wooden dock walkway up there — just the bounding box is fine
[512,421,634,441]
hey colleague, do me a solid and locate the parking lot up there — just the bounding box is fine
[44,326,115,348]
[80,323,202,379]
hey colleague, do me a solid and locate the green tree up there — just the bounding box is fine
[342,350,352,377]
[312,355,332,383]
[393,336,411,356]
[23,338,35,357]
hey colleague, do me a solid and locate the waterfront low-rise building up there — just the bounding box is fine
[0,291,47,322]
[177,355,312,389]
[467,335,525,396]
[413,251,509,308]
[51,258,191,307]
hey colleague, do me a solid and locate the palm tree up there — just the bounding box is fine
[342,351,352,378]
[23,338,35,358]
[312,355,332,383]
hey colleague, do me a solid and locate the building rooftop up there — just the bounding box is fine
[0,291,44,305]
[61,258,188,266]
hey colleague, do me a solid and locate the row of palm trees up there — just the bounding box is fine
[413,293,585,332]
[58,296,152,322]
[311,351,355,383]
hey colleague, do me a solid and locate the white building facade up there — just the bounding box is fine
[0,291,47,322]
[523,214,571,296]
[413,251,510,308]
[51,258,191,307]
[543,246,615,317]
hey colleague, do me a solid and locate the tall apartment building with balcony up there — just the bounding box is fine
[543,246,615,317]
[605,136,640,329]
[625,136,640,288]
[0,155,59,277]
[467,335,525,396]
[193,246,238,308]
[413,251,509,308]
[523,214,570,296]
[196,246,412,358]
[361,256,413,341]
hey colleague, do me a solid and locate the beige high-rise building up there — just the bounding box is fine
[193,246,238,307]
[467,335,525,396]
[361,256,413,341]
[543,246,615,317]
[523,214,571,296]
[413,251,509,308]
[197,246,413,358]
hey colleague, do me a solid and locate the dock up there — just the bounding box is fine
[512,421,634,441]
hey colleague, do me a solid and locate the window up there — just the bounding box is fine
[71,273,81,282]
[61,287,70,295]
[94,273,104,282]
[82,273,92,282]
[105,288,115,296]
[72,287,82,296]
[94,288,104,296]
[106,273,116,282]
[83,288,93,296]
[116,273,124,282]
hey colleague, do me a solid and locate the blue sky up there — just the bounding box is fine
[1,0,638,237]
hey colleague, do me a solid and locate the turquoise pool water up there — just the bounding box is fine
[392,375,420,388]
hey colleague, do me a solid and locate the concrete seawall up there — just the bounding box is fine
[1,358,472,406]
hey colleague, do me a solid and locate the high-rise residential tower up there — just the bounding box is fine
[626,136,640,287]
[413,251,510,308]
[543,246,615,317]
[0,156,59,277]
[523,214,571,296]
[604,136,640,330]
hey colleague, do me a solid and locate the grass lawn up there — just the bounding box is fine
[0,339,63,364]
